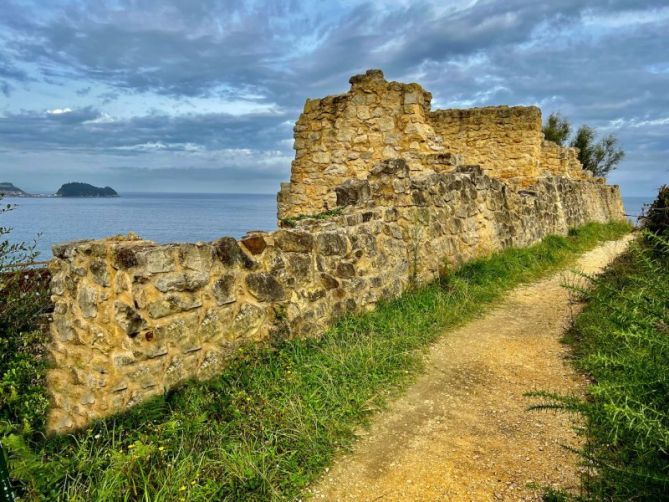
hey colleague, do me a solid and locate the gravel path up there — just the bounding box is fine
[310,236,633,501]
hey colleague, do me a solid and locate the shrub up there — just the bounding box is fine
[0,199,51,435]
[641,184,669,238]
[530,233,669,499]
[541,113,625,178]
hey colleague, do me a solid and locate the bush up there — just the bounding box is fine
[0,199,50,435]
[531,233,669,500]
[641,184,669,238]
[541,113,625,178]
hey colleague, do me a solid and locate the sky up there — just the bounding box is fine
[0,0,667,196]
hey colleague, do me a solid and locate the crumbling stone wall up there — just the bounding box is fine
[46,70,625,432]
[429,106,543,183]
[540,140,583,176]
[278,70,592,220]
[47,160,624,432]
[277,69,447,219]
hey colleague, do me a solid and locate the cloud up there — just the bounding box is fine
[0,0,667,196]
[47,107,73,115]
[0,107,291,154]
[112,142,206,153]
[0,81,11,97]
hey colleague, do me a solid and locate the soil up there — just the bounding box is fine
[309,236,633,501]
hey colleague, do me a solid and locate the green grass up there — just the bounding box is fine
[4,221,631,501]
[531,233,668,500]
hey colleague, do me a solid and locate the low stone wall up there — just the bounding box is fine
[47,160,624,432]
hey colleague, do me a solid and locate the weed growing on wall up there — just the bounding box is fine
[280,208,343,228]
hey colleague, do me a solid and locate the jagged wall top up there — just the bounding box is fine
[277,69,591,220]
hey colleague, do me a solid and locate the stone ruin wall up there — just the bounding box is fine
[540,139,584,176]
[278,70,590,220]
[46,71,626,433]
[430,107,543,183]
[278,69,444,219]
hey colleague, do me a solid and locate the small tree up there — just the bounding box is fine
[542,112,571,146]
[542,113,625,178]
[571,125,625,178]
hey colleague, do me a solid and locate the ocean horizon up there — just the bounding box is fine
[0,192,657,262]
[3,192,277,260]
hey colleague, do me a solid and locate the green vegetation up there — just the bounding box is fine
[542,113,572,147]
[533,235,668,500]
[641,184,669,239]
[3,221,630,500]
[0,198,50,437]
[280,208,343,228]
[542,112,625,178]
[531,188,668,500]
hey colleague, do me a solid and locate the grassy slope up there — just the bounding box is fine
[538,234,668,501]
[6,222,631,501]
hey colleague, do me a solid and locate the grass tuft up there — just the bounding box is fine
[4,221,631,500]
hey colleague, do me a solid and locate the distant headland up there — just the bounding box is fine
[56,182,119,198]
[0,181,119,198]
[0,182,30,197]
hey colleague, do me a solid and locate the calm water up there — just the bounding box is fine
[1,193,656,261]
[3,193,277,260]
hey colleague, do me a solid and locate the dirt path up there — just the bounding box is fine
[310,236,633,502]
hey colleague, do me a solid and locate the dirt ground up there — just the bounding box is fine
[309,236,633,501]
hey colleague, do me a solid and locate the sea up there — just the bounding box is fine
[0,193,656,262]
[2,193,277,261]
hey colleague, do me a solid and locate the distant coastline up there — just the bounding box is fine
[0,182,33,197]
[1,181,119,198]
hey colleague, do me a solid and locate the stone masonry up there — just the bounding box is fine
[46,71,625,432]
[278,69,589,219]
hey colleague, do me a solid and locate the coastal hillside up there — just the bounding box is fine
[0,182,29,196]
[56,182,118,197]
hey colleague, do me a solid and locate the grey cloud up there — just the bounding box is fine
[0,53,29,95]
[2,0,667,105]
[0,107,293,155]
[0,81,11,96]
[0,0,667,195]
[46,106,102,124]
[2,0,308,100]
